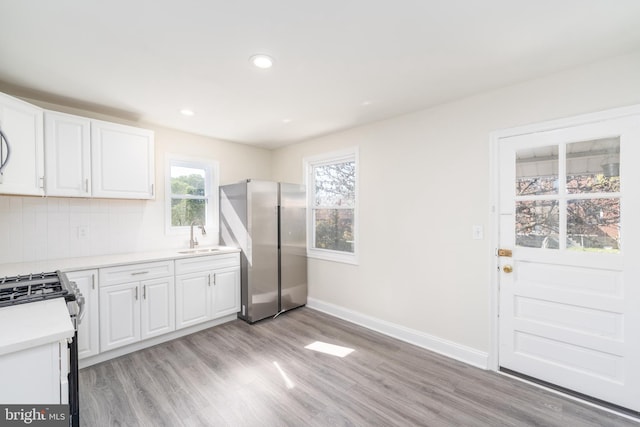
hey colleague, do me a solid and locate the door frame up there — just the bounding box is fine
[488,103,640,372]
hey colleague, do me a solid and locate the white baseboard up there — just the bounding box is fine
[307,297,489,369]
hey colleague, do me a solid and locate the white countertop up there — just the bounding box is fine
[0,298,74,356]
[0,246,241,277]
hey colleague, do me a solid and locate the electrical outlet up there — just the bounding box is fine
[78,226,89,239]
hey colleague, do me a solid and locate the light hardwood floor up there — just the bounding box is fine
[80,308,637,426]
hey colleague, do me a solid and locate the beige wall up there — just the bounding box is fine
[2,50,640,355]
[271,51,640,353]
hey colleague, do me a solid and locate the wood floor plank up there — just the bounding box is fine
[80,308,638,426]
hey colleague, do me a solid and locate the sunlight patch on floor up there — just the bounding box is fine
[273,361,295,389]
[304,341,355,358]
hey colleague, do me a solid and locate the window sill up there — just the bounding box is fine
[307,249,358,265]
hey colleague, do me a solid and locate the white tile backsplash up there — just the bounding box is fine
[0,195,200,264]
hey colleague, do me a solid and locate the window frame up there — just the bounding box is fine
[165,154,219,236]
[304,147,359,265]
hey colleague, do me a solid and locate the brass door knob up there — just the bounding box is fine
[503,265,513,273]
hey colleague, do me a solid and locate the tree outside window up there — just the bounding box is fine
[306,149,358,264]
[166,158,217,232]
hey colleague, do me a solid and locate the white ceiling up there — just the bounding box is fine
[1,1,640,149]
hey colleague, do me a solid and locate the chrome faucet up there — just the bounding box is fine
[189,222,206,248]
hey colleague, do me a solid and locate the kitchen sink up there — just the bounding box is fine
[177,248,222,254]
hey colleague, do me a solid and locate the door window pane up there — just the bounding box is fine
[567,198,620,252]
[516,200,559,249]
[567,138,620,194]
[516,146,558,196]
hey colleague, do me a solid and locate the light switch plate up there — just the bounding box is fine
[472,225,484,240]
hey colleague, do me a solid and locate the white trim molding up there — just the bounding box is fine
[303,147,359,265]
[307,297,489,369]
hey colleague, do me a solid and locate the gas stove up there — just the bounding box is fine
[0,270,83,427]
[0,271,76,308]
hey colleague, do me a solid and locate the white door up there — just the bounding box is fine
[99,282,140,352]
[141,277,175,339]
[212,267,240,318]
[91,119,155,199]
[175,272,211,329]
[497,112,640,412]
[44,111,91,197]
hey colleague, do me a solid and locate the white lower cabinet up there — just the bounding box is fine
[175,253,240,330]
[100,282,140,351]
[141,277,176,339]
[66,269,100,359]
[175,271,211,329]
[212,266,241,318]
[0,341,67,404]
[99,261,175,352]
[65,252,239,365]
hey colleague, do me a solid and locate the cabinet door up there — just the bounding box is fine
[0,92,44,196]
[0,342,62,404]
[175,272,211,329]
[99,282,140,352]
[91,119,154,199]
[141,277,175,340]
[66,269,100,359]
[44,111,91,197]
[212,267,240,318]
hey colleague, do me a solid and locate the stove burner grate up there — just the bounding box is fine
[0,272,71,308]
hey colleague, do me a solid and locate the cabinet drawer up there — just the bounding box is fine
[175,253,240,275]
[100,261,174,287]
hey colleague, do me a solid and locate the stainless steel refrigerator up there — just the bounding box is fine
[220,180,307,323]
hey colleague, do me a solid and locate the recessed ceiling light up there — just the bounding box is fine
[250,54,274,69]
[180,109,195,116]
[282,118,292,124]
[361,101,372,106]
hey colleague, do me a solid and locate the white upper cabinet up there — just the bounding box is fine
[44,111,91,197]
[91,119,155,199]
[1,91,155,199]
[0,92,44,196]
[43,110,155,199]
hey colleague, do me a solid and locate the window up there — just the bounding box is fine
[165,156,219,233]
[514,137,620,252]
[305,148,358,264]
